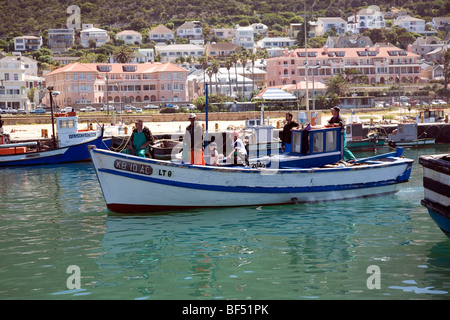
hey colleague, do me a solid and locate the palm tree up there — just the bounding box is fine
[249,53,258,97]
[113,45,135,64]
[199,54,209,91]
[230,53,239,97]
[211,58,220,95]
[224,59,233,97]
[240,51,248,98]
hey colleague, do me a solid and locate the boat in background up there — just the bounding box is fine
[0,111,108,166]
[388,123,435,148]
[89,125,414,214]
[419,154,450,238]
[346,122,386,151]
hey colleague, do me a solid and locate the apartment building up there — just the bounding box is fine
[0,56,28,110]
[155,44,205,63]
[256,37,296,49]
[13,36,43,52]
[266,45,421,88]
[44,62,189,107]
[48,29,75,53]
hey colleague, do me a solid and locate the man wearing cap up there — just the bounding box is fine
[328,106,344,128]
[327,106,356,162]
[123,119,154,157]
[184,113,205,165]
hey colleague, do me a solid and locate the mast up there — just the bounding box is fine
[304,0,309,112]
[47,86,57,148]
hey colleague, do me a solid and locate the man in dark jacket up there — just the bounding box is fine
[281,113,299,152]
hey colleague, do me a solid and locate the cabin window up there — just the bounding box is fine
[326,130,337,151]
[312,132,323,153]
[292,132,302,153]
[59,119,75,128]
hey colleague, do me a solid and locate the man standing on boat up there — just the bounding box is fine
[184,113,205,165]
[228,131,247,165]
[124,119,154,157]
[281,112,299,153]
[327,107,356,162]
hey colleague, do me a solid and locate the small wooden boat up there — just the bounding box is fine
[419,154,450,238]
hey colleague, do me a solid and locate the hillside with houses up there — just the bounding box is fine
[0,1,449,112]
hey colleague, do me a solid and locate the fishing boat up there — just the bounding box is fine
[89,124,414,214]
[0,88,108,166]
[388,123,435,148]
[0,112,107,166]
[419,154,450,238]
[346,123,386,151]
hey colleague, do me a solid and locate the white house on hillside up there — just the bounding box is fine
[314,17,347,37]
[347,6,386,34]
[233,25,255,52]
[116,30,143,45]
[393,16,426,34]
[176,21,203,39]
[80,24,110,48]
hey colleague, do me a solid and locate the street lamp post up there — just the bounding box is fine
[310,65,321,111]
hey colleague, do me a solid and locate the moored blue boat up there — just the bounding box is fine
[0,112,109,167]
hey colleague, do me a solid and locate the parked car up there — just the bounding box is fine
[183,103,196,110]
[85,106,96,112]
[30,107,46,114]
[420,101,429,107]
[101,105,114,111]
[136,108,142,113]
[431,99,446,105]
[144,104,159,110]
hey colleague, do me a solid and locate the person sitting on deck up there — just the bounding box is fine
[123,119,154,157]
[327,106,356,162]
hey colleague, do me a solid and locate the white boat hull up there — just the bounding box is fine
[89,147,413,213]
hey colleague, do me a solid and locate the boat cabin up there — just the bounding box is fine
[417,109,445,123]
[55,113,100,148]
[250,126,343,169]
[388,123,417,143]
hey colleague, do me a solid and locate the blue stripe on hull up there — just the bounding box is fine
[98,167,402,194]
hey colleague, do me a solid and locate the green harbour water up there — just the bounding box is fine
[0,145,449,300]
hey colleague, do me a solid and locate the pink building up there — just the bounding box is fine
[266,45,422,87]
[44,62,189,107]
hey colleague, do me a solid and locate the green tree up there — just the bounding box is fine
[325,74,350,97]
